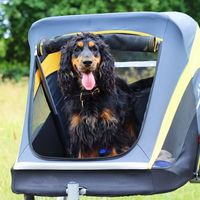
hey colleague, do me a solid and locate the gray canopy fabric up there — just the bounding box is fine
[11,12,200,197]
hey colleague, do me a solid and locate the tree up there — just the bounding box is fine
[0,0,200,70]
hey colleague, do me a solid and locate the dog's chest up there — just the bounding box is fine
[82,115,98,129]
[69,108,118,132]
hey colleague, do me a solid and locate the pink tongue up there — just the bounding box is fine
[81,72,96,90]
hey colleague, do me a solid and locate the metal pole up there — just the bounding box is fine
[66,182,80,200]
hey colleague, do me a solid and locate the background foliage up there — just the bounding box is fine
[0,1,200,199]
[0,0,200,79]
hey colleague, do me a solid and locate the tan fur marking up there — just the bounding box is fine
[111,148,118,156]
[94,56,101,66]
[77,41,84,48]
[88,41,95,47]
[124,122,137,141]
[79,150,99,158]
[71,56,82,71]
[79,146,99,158]
[100,109,114,121]
[70,114,81,131]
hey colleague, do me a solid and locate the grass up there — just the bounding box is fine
[0,79,199,200]
[0,79,27,200]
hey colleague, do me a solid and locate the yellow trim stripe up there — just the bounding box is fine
[147,27,200,169]
[93,30,153,37]
[39,41,43,56]
[154,37,160,52]
[66,30,163,41]
[34,52,61,96]
[34,71,40,96]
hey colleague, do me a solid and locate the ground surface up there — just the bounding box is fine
[0,79,199,200]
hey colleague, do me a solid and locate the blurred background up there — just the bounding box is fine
[1,0,200,80]
[0,0,200,199]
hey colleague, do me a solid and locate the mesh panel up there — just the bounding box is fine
[113,50,157,83]
[111,50,157,62]
[31,85,50,136]
[31,49,157,158]
[115,67,155,84]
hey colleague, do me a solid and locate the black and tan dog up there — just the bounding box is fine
[58,33,138,158]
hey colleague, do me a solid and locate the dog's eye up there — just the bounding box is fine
[74,46,81,53]
[90,46,98,52]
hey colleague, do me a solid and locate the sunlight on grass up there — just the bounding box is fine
[0,79,199,200]
[0,79,28,200]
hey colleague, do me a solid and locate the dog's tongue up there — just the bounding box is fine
[81,72,96,90]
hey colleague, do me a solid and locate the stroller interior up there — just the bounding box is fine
[31,31,158,159]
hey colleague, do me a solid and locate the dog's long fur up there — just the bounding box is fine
[58,33,138,158]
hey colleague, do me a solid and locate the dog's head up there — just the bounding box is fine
[58,33,115,95]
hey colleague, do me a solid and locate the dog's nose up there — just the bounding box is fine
[83,60,92,67]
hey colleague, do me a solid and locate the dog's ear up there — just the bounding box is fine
[60,43,72,71]
[98,42,115,92]
[57,43,75,96]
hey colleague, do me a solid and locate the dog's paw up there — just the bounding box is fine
[69,114,82,132]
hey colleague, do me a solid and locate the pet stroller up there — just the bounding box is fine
[11,12,200,199]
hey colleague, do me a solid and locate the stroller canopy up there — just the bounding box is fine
[12,12,200,197]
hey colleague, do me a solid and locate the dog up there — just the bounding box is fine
[58,33,138,158]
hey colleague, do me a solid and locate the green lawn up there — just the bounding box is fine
[0,79,199,200]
